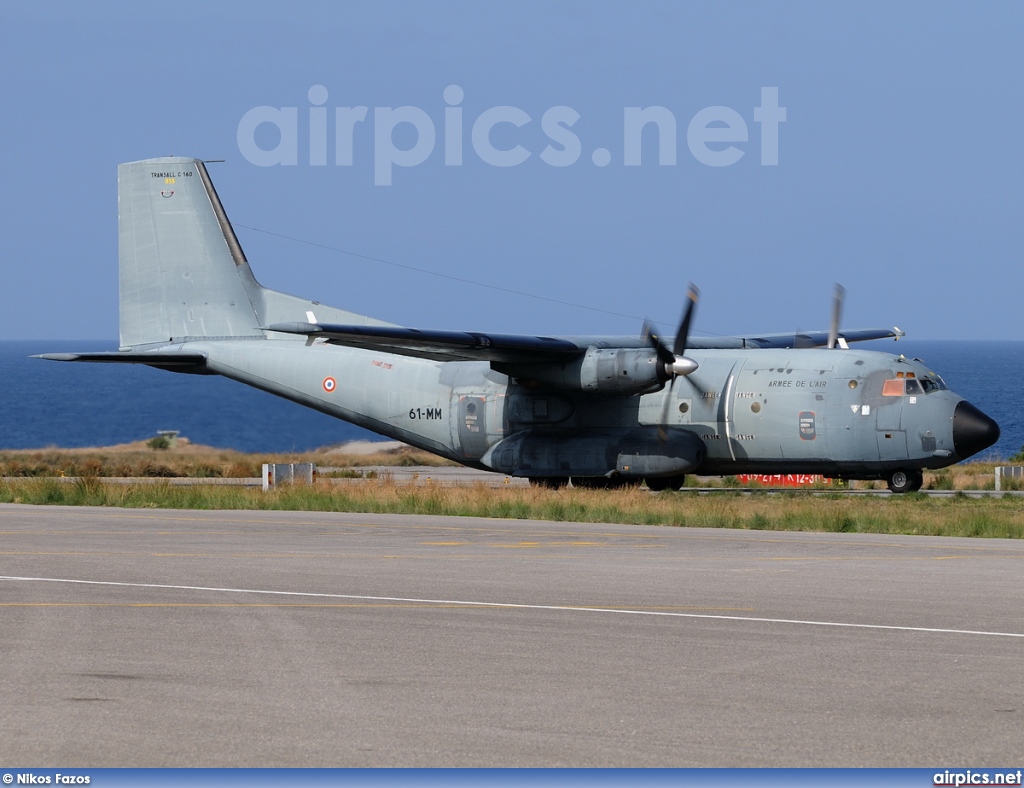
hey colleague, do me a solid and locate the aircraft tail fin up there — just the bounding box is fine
[118,157,266,348]
[118,157,388,349]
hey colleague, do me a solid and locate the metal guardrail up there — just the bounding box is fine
[3,472,1023,497]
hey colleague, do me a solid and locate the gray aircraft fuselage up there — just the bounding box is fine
[185,336,983,483]
[40,157,999,492]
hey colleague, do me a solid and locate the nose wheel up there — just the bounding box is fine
[886,469,923,493]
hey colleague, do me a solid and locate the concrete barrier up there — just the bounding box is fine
[994,466,1023,491]
[262,463,315,491]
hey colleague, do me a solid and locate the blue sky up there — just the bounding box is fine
[2,1,1021,342]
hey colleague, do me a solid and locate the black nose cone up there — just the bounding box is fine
[953,401,1000,460]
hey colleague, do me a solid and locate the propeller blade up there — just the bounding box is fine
[643,321,676,367]
[827,283,845,350]
[681,371,708,399]
[793,327,815,349]
[658,378,676,444]
[644,284,702,384]
[659,373,708,445]
[673,283,700,357]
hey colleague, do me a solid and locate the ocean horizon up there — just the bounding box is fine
[2,339,1020,459]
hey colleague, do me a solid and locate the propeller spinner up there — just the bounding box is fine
[644,284,701,381]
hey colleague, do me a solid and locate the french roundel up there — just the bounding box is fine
[322,376,337,393]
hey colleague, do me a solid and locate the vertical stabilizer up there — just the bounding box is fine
[118,157,264,347]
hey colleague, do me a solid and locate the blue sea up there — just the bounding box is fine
[1,340,1022,457]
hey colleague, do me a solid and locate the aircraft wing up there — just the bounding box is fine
[265,322,584,363]
[689,326,904,349]
[37,323,902,372]
[266,321,903,362]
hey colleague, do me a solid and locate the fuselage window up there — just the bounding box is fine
[905,379,922,395]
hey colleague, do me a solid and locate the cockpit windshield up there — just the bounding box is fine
[883,370,948,396]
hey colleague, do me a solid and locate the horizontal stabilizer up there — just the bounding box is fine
[34,351,209,373]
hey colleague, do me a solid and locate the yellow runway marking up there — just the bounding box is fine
[0,602,480,609]
[6,507,1024,556]
[1,549,1016,563]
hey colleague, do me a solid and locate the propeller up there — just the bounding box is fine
[643,284,703,442]
[644,283,701,381]
[793,283,847,349]
[827,283,846,349]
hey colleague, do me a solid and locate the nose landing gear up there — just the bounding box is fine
[886,469,923,494]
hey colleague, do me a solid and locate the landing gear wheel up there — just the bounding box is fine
[886,469,923,494]
[530,477,569,489]
[572,477,639,489]
[646,475,686,492]
[572,477,608,489]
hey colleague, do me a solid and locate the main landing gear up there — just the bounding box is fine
[645,475,687,492]
[528,477,570,489]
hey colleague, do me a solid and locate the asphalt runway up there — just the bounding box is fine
[1,503,1022,767]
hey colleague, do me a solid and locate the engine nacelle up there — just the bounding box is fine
[499,347,664,395]
[480,428,706,479]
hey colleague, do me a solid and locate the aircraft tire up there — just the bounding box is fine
[886,469,923,494]
[530,477,569,489]
[572,477,640,490]
[646,475,686,492]
[572,477,609,489]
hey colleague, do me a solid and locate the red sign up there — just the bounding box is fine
[738,474,833,487]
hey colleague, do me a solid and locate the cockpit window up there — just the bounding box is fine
[885,374,941,396]
[882,379,905,397]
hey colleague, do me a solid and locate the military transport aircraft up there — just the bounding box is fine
[38,157,999,492]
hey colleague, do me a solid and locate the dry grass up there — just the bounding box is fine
[1,441,1020,537]
[2,474,1022,539]
[0,442,1011,489]
[0,439,455,479]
